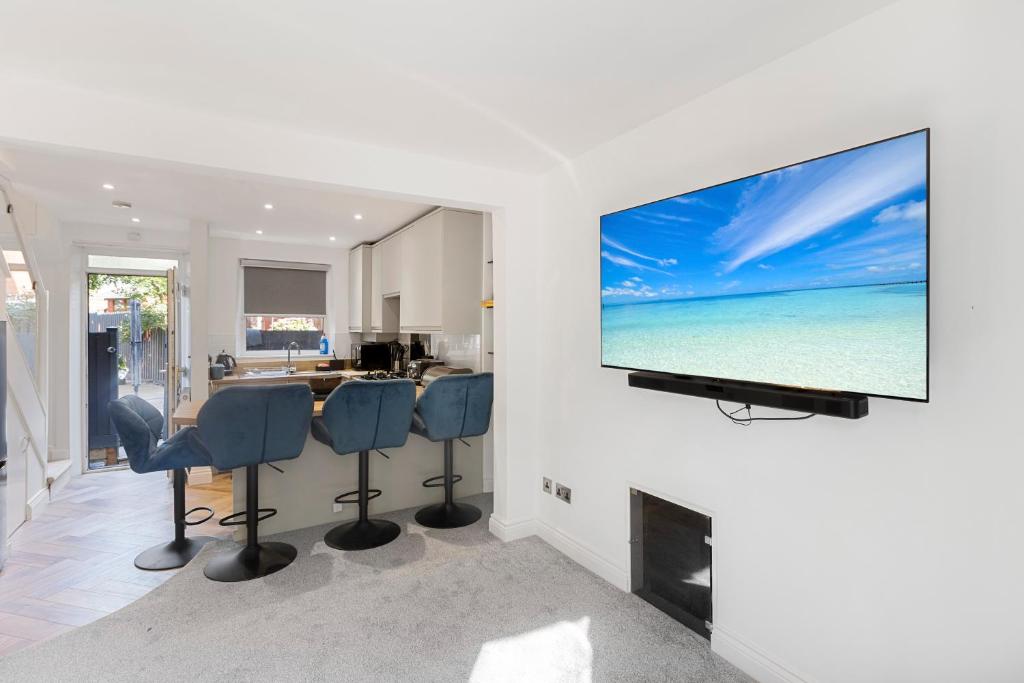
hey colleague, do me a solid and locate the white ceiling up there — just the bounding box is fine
[0,143,435,247]
[0,0,894,172]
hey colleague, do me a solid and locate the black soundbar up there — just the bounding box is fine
[628,371,869,419]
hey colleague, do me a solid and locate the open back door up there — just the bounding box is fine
[164,266,180,435]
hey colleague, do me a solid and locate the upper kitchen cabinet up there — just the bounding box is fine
[370,243,398,333]
[370,243,383,331]
[381,232,403,297]
[348,245,372,332]
[400,208,483,334]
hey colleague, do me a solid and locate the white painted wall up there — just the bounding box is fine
[533,1,1024,681]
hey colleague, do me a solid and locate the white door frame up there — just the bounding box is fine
[76,247,184,475]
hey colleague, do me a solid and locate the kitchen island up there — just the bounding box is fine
[172,382,483,537]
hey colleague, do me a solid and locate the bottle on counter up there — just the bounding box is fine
[319,333,330,355]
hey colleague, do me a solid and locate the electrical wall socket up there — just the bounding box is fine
[542,477,553,494]
[333,502,344,513]
[555,483,571,504]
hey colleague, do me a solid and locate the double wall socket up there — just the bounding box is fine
[543,477,571,504]
[555,483,571,504]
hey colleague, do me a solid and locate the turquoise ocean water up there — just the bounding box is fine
[602,282,927,399]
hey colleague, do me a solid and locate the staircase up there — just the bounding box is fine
[1,179,53,535]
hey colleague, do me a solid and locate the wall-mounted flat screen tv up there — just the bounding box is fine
[601,129,929,402]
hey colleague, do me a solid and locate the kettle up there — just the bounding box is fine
[215,350,237,375]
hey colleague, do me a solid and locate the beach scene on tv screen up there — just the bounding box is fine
[601,131,928,400]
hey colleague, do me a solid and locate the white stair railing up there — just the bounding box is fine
[0,183,50,481]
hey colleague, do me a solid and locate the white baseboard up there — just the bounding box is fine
[712,625,811,683]
[534,520,629,591]
[26,488,50,521]
[488,514,536,542]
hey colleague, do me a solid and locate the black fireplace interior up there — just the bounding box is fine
[630,489,712,639]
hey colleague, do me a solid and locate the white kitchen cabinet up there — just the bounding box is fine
[381,233,403,297]
[400,208,482,334]
[348,245,372,332]
[369,243,398,334]
[370,243,382,331]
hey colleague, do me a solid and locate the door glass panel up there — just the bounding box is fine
[86,272,169,469]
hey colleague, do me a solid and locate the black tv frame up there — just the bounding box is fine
[600,128,930,405]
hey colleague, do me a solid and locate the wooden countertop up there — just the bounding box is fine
[173,384,424,427]
[210,369,366,386]
[172,399,326,426]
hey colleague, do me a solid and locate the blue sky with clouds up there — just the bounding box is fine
[600,131,928,304]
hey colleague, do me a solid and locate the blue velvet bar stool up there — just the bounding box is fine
[311,378,416,550]
[197,384,313,582]
[410,372,494,529]
[109,395,218,570]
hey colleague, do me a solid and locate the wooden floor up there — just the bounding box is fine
[0,469,233,657]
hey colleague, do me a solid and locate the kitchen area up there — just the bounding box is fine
[179,206,496,536]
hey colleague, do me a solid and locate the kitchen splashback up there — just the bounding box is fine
[429,334,481,373]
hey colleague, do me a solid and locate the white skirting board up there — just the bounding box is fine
[533,520,629,591]
[487,514,535,542]
[491,515,806,683]
[711,625,812,683]
[26,488,50,521]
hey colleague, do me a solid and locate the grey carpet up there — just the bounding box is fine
[0,495,751,682]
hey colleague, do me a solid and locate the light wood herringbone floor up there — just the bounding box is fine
[0,469,233,656]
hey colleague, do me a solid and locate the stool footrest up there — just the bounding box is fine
[219,507,277,527]
[182,506,215,526]
[422,474,462,488]
[334,489,382,505]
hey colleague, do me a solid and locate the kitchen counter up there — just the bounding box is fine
[170,381,469,537]
[210,368,368,387]
[174,383,424,425]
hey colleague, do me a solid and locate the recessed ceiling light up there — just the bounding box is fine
[264,203,274,210]
[353,213,363,220]
[255,229,264,235]
[131,217,141,223]
[102,183,115,190]
[329,236,336,241]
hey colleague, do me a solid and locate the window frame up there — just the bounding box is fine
[236,259,333,358]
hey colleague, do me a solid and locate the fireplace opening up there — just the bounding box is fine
[630,489,712,639]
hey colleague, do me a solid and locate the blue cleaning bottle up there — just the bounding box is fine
[319,334,329,355]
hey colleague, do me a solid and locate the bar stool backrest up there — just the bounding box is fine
[415,373,494,442]
[321,379,416,455]
[197,384,313,469]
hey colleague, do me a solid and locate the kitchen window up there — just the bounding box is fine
[240,259,329,354]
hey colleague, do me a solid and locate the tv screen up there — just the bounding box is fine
[601,129,929,402]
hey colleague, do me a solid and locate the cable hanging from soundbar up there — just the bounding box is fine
[716,400,816,427]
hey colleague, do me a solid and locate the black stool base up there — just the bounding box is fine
[415,502,482,529]
[203,541,297,582]
[134,536,217,571]
[324,518,401,551]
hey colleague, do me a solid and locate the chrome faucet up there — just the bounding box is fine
[286,342,300,374]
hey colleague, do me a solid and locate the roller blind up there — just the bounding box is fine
[242,261,328,316]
